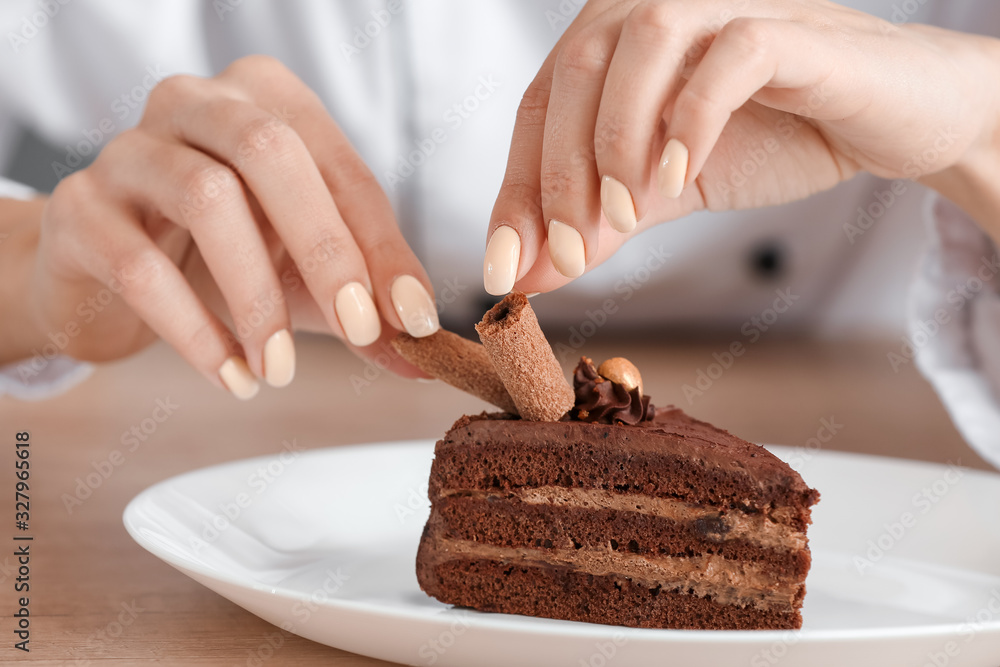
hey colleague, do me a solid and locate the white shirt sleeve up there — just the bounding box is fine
[0,175,93,400]
[0,175,36,200]
[0,356,93,401]
[911,194,1000,469]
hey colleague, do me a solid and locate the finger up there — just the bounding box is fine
[513,162,705,294]
[539,14,623,278]
[484,0,613,295]
[513,218,633,293]
[165,93,390,348]
[97,130,296,387]
[595,2,693,230]
[483,60,553,295]
[661,18,828,197]
[222,57,440,338]
[322,151,439,340]
[62,174,260,399]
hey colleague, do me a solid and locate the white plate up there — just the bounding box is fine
[124,441,1000,667]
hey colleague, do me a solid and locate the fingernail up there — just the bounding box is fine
[601,176,637,233]
[335,282,381,347]
[219,356,260,400]
[525,292,541,298]
[391,275,440,338]
[415,377,438,384]
[658,138,690,199]
[547,219,586,278]
[263,329,295,388]
[483,225,521,296]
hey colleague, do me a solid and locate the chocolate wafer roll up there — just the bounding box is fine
[391,330,518,414]
[475,292,574,421]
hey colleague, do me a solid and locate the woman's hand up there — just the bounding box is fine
[483,0,1000,295]
[10,55,439,398]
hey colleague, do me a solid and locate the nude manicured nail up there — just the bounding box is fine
[658,138,690,199]
[547,219,586,278]
[391,275,440,338]
[263,329,295,388]
[219,356,260,400]
[483,225,521,296]
[601,176,637,233]
[335,282,381,347]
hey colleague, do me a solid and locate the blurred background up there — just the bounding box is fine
[5,2,1000,664]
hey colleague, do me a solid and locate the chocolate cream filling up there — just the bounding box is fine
[438,486,807,552]
[424,535,800,612]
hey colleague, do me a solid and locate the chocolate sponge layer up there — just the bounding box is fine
[431,409,819,525]
[432,495,811,574]
[416,554,804,630]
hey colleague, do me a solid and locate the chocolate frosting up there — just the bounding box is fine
[573,357,653,425]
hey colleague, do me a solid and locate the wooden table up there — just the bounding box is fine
[0,334,992,665]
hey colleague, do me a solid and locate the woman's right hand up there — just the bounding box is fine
[483,0,1000,296]
[20,55,439,398]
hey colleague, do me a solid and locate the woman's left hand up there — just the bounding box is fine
[482,0,1000,295]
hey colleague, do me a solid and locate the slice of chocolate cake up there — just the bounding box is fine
[415,361,819,630]
[401,293,819,630]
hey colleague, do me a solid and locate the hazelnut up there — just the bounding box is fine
[598,357,643,396]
